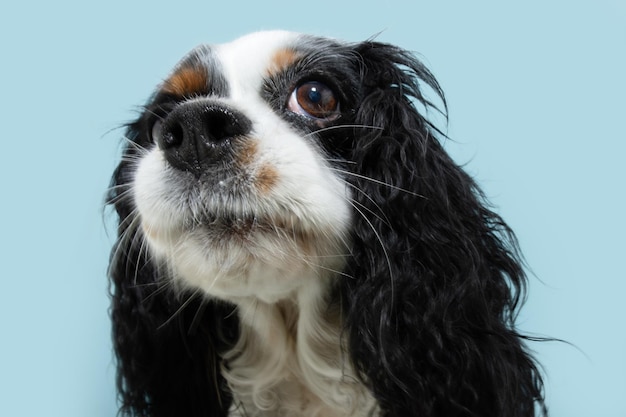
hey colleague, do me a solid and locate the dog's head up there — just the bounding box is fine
[108,31,546,417]
[131,31,360,303]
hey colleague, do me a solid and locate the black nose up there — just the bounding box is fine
[153,101,252,175]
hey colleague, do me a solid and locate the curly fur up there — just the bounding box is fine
[107,31,547,417]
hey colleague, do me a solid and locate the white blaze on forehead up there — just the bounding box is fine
[215,30,300,99]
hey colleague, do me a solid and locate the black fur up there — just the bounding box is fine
[108,36,546,416]
[341,42,546,417]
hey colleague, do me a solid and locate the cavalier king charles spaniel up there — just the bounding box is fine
[108,31,547,417]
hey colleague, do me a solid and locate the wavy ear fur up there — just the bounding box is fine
[341,41,546,417]
[107,121,238,417]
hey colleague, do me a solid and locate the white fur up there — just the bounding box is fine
[132,31,378,416]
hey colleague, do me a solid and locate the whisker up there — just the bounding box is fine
[305,124,383,137]
[127,281,161,289]
[322,158,356,164]
[188,297,209,335]
[106,186,135,206]
[344,182,391,227]
[141,106,172,122]
[120,154,145,164]
[142,279,175,304]
[301,257,354,280]
[120,135,150,154]
[110,211,139,268]
[330,167,427,199]
[134,224,154,286]
[157,289,203,330]
[123,215,149,286]
[107,183,133,192]
[349,202,394,303]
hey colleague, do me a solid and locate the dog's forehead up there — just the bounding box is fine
[215,30,301,95]
[216,30,300,70]
[162,31,306,98]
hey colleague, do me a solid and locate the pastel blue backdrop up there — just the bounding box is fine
[1,1,624,416]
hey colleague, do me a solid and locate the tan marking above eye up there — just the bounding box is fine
[162,66,209,96]
[267,48,300,76]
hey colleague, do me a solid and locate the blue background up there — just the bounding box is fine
[1,1,624,415]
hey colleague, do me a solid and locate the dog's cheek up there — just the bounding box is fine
[253,129,352,233]
[132,150,185,249]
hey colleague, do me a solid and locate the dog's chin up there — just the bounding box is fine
[140,210,349,303]
[135,167,351,303]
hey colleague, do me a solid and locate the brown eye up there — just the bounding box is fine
[287,81,340,120]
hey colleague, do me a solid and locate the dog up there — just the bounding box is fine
[107,30,547,417]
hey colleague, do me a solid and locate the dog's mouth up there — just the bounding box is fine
[199,213,279,234]
[197,210,310,239]
[140,202,310,245]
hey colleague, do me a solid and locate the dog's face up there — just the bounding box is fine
[132,31,360,303]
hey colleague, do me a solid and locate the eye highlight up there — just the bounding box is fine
[287,81,340,121]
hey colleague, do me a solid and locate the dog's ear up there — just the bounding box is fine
[107,119,238,417]
[341,41,546,417]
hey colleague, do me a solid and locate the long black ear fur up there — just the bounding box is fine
[107,122,238,417]
[341,42,547,417]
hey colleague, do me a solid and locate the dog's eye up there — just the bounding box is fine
[287,81,340,121]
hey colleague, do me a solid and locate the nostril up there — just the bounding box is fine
[165,122,184,148]
[151,119,164,144]
[201,109,250,143]
[152,119,185,149]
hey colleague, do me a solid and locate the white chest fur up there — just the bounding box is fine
[223,282,378,417]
